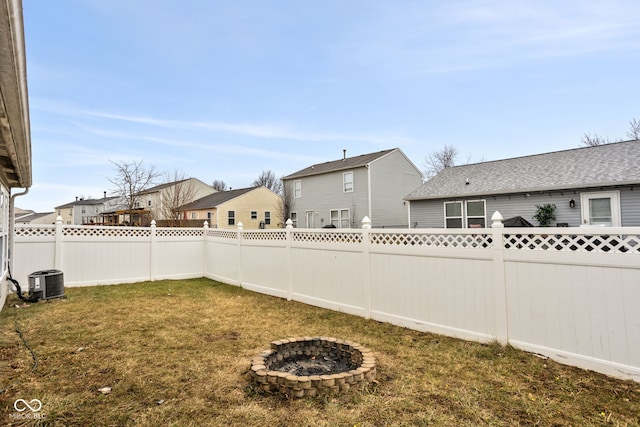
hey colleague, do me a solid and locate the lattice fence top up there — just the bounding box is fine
[61,226,151,238]
[370,232,493,248]
[14,225,56,237]
[207,229,238,239]
[242,231,288,241]
[504,232,640,254]
[292,231,363,244]
[155,228,204,238]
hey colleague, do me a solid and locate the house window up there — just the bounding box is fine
[265,211,271,225]
[228,210,235,226]
[191,212,196,220]
[293,180,302,198]
[251,211,257,220]
[444,202,463,228]
[343,172,353,193]
[81,206,86,214]
[148,200,152,206]
[290,212,297,228]
[207,211,212,221]
[466,200,486,228]
[444,200,486,228]
[330,209,351,228]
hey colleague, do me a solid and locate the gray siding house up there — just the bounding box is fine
[283,148,423,228]
[406,139,640,228]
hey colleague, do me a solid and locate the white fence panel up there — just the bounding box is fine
[369,251,495,342]
[155,228,206,280]
[204,230,240,285]
[12,225,56,284]
[238,230,290,299]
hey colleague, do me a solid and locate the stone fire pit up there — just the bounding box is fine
[250,336,377,398]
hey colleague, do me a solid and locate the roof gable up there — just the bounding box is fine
[406,139,640,200]
[283,148,398,180]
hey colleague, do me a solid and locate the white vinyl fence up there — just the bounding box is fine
[11,217,640,382]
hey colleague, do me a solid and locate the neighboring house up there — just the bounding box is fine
[406,139,640,228]
[54,194,120,225]
[136,178,216,222]
[15,211,56,224]
[1,0,33,308]
[282,148,423,228]
[179,186,283,229]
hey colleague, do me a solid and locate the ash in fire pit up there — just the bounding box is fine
[250,336,376,398]
[270,354,357,376]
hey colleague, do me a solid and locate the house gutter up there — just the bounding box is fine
[8,187,29,275]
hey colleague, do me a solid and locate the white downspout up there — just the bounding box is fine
[9,187,30,276]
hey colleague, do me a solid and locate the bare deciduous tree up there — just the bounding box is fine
[253,170,283,195]
[159,171,198,226]
[580,117,640,146]
[580,132,613,147]
[627,118,640,140]
[212,179,228,191]
[424,144,458,178]
[279,178,293,226]
[109,160,160,226]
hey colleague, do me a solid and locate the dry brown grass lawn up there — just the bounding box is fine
[0,278,638,426]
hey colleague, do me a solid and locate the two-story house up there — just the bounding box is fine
[282,148,423,228]
[136,178,217,222]
[54,194,120,225]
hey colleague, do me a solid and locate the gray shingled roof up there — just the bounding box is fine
[283,148,398,179]
[406,139,640,201]
[179,187,256,210]
[55,196,119,209]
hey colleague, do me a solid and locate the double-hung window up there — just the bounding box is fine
[293,180,302,198]
[264,211,271,225]
[228,210,235,226]
[330,209,351,228]
[444,202,463,228]
[444,200,486,228]
[343,172,353,193]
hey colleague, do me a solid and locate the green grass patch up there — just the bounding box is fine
[1,278,638,426]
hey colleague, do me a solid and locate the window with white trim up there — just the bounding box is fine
[251,211,257,220]
[444,200,486,228]
[264,211,271,225]
[228,210,235,226]
[290,212,297,228]
[343,172,353,193]
[444,202,463,228]
[330,208,351,228]
[293,180,302,198]
[466,200,486,228]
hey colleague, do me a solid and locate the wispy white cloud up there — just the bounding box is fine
[32,101,420,148]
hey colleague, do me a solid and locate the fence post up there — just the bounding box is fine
[285,218,293,301]
[54,216,63,271]
[237,222,243,286]
[362,216,372,319]
[150,220,157,281]
[491,211,509,345]
[202,221,209,278]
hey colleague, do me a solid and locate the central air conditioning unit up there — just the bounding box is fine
[28,270,65,301]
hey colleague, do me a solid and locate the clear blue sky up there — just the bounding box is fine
[19,0,640,212]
